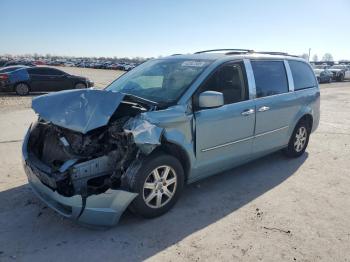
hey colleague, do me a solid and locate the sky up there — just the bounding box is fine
[1,0,350,60]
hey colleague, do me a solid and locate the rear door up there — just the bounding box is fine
[43,68,71,90]
[250,60,297,155]
[194,60,256,178]
[28,68,69,91]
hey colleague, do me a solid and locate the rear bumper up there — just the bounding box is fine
[0,82,14,92]
[22,126,137,227]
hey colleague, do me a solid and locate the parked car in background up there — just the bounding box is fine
[313,67,333,83]
[64,62,75,67]
[0,60,8,67]
[1,60,36,67]
[329,65,350,81]
[0,66,93,95]
[22,50,320,226]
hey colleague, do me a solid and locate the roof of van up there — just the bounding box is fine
[164,50,307,62]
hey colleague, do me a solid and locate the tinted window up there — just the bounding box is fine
[27,68,47,75]
[251,61,289,98]
[197,62,248,105]
[27,68,64,75]
[289,61,317,90]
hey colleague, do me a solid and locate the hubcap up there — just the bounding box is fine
[16,84,29,95]
[143,165,177,209]
[294,126,307,152]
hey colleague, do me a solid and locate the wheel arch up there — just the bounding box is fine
[153,141,191,183]
[74,81,87,88]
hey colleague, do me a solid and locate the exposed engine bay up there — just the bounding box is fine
[27,96,163,199]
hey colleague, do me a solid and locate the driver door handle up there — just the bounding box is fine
[241,108,255,116]
[258,106,270,112]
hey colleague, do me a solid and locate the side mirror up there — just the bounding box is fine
[198,91,224,109]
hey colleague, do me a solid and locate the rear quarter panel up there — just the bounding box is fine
[288,87,320,136]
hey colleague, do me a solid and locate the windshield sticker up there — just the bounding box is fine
[181,61,207,67]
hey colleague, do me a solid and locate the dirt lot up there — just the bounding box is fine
[0,67,349,262]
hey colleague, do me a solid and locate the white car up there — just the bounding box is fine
[64,62,75,67]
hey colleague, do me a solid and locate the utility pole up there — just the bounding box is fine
[308,48,311,61]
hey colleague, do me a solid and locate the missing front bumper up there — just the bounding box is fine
[22,127,138,227]
[24,162,137,226]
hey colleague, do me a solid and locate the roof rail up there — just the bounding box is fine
[253,51,300,58]
[194,49,254,54]
[194,49,300,58]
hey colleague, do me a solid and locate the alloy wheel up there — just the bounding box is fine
[16,83,29,95]
[294,126,307,152]
[142,165,177,209]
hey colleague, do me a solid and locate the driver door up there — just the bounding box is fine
[194,61,256,179]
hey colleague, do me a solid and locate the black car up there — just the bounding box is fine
[0,67,94,95]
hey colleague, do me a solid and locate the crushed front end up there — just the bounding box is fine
[22,89,163,226]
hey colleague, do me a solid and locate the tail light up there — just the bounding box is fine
[0,74,9,80]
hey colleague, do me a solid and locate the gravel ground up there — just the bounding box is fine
[0,68,349,262]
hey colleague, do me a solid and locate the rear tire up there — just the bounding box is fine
[337,74,345,82]
[15,83,30,96]
[124,153,184,218]
[283,120,310,158]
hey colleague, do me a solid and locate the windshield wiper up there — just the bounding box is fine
[123,93,159,107]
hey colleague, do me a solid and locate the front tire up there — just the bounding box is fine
[75,82,87,89]
[15,83,30,96]
[283,120,310,158]
[125,153,184,218]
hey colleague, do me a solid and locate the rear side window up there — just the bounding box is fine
[251,61,289,98]
[44,68,65,75]
[27,68,64,75]
[289,61,317,90]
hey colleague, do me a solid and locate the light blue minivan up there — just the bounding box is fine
[23,49,320,226]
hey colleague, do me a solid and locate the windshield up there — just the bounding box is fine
[106,58,212,104]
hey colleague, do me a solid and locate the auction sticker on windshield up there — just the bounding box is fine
[181,61,208,67]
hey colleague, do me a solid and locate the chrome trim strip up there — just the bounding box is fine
[284,60,295,91]
[243,59,256,99]
[201,136,254,152]
[201,125,289,152]
[254,125,289,138]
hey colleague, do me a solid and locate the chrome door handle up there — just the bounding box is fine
[258,106,270,112]
[241,108,255,116]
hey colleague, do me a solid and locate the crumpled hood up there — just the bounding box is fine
[32,89,125,134]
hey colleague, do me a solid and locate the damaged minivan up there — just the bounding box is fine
[22,49,320,226]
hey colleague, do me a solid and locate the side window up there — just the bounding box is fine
[45,68,65,75]
[251,61,289,98]
[27,68,64,75]
[196,62,248,105]
[27,68,46,75]
[288,61,317,90]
